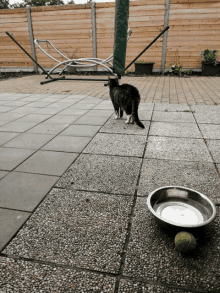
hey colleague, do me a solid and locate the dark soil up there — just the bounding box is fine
[1,70,216,82]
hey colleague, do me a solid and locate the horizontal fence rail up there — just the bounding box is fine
[0,0,220,73]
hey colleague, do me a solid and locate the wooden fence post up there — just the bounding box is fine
[26,5,38,73]
[91,2,97,71]
[161,0,170,74]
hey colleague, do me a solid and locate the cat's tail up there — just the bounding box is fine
[132,100,145,129]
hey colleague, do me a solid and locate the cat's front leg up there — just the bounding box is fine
[115,110,120,119]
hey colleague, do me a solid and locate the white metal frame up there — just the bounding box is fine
[34,28,132,78]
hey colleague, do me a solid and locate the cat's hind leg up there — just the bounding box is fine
[125,114,132,124]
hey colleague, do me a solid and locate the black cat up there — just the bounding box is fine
[106,77,145,129]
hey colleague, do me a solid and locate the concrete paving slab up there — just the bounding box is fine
[118,279,194,293]
[45,114,81,124]
[0,121,37,133]
[3,133,54,149]
[190,105,220,113]
[0,209,30,251]
[3,189,132,274]
[61,124,101,137]
[154,103,191,112]
[0,172,58,212]
[41,135,91,152]
[0,256,116,292]
[73,115,109,125]
[0,132,20,146]
[86,109,114,117]
[9,107,40,115]
[33,108,65,115]
[207,140,220,163]
[58,108,88,116]
[15,113,52,123]
[199,124,220,139]
[69,103,97,110]
[0,112,30,121]
[0,171,8,180]
[56,154,141,195]
[123,199,220,292]
[152,112,195,123]
[99,117,150,136]
[46,102,76,109]
[145,136,213,162]
[24,101,52,108]
[0,148,35,171]
[27,122,69,135]
[138,110,152,121]
[193,112,220,124]
[0,106,16,113]
[137,159,220,203]
[138,103,154,111]
[83,133,146,157]
[149,122,202,138]
[15,151,78,176]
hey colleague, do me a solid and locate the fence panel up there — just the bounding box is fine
[0,8,32,68]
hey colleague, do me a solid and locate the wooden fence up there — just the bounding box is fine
[0,0,220,73]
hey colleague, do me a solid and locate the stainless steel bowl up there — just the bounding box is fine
[147,186,216,229]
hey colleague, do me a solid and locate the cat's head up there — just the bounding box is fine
[104,77,119,88]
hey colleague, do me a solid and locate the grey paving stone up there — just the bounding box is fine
[42,136,91,152]
[149,122,202,138]
[61,124,101,137]
[15,151,78,176]
[0,209,30,251]
[86,109,114,117]
[73,115,109,126]
[24,101,52,108]
[145,136,213,162]
[137,159,220,203]
[190,104,220,113]
[0,148,35,171]
[99,117,149,136]
[0,171,8,180]
[45,114,81,124]
[83,133,146,157]
[16,113,52,123]
[0,121,37,133]
[58,108,88,116]
[3,189,132,274]
[152,112,195,123]
[56,154,141,195]
[123,200,220,292]
[0,132,20,146]
[0,106,16,113]
[207,140,220,163]
[3,133,54,149]
[69,103,96,109]
[0,172,58,212]
[194,112,220,124]
[27,122,69,135]
[0,112,28,121]
[118,279,194,293]
[9,107,39,115]
[199,124,220,139]
[138,110,152,121]
[154,103,191,112]
[34,108,63,115]
[0,257,116,292]
[139,103,154,111]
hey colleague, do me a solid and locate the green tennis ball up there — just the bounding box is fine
[174,231,197,253]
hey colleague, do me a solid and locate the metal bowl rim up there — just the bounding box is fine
[147,185,217,228]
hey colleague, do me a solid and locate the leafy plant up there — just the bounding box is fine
[166,62,183,76]
[135,60,150,64]
[199,49,219,65]
[183,69,193,75]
